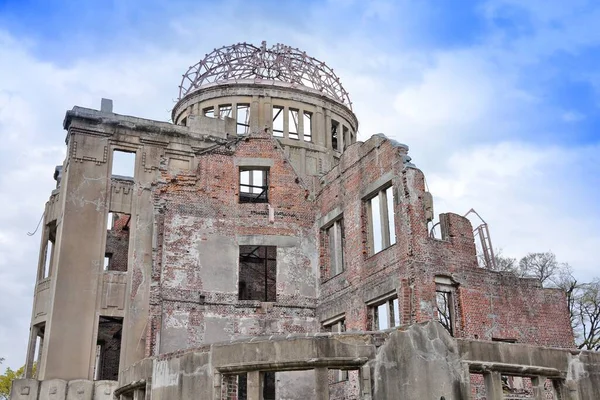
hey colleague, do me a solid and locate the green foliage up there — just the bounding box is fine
[0,364,24,400]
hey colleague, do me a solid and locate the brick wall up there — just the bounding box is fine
[316,135,574,348]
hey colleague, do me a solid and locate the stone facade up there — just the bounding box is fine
[12,43,589,400]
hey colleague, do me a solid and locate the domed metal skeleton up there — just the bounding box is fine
[178,41,352,108]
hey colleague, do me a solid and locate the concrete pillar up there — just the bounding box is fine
[283,106,289,139]
[298,107,305,142]
[532,376,545,400]
[314,367,329,400]
[247,371,261,400]
[24,325,39,378]
[459,363,471,399]
[483,371,503,400]
[360,365,372,400]
[339,124,344,152]
[324,110,331,150]
[250,96,260,133]
[262,96,272,132]
[315,107,325,147]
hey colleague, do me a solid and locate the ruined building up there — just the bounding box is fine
[11,42,600,400]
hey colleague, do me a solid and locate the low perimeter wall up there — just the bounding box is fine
[11,321,600,399]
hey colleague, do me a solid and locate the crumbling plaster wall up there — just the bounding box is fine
[316,134,574,349]
[150,129,320,355]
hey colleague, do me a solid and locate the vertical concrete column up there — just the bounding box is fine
[339,124,344,152]
[483,371,503,400]
[262,96,272,132]
[250,95,260,133]
[459,362,471,399]
[324,110,332,150]
[315,107,325,147]
[121,145,153,371]
[380,189,391,248]
[283,106,289,139]
[314,367,329,400]
[298,107,305,142]
[24,325,39,378]
[36,219,49,280]
[42,134,110,380]
[247,371,261,400]
[360,365,372,400]
[531,376,545,400]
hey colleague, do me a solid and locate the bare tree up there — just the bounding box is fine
[575,279,600,351]
[518,252,559,285]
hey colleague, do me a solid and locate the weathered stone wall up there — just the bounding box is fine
[10,379,116,400]
[149,129,320,355]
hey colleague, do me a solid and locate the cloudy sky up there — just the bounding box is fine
[1,0,599,369]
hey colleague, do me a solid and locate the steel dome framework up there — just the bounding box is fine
[178,41,352,108]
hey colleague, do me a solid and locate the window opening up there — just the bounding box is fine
[203,106,215,118]
[238,246,276,302]
[272,106,284,137]
[435,290,453,335]
[112,150,136,178]
[41,221,57,279]
[331,120,339,151]
[29,324,45,378]
[372,297,400,330]
[236,104,250,134]
[94,316,123,381]
[105,212,130,272]
[103,254,112,271]
[263,372,276,400]
[219,104,233,119]
[180,116,187,126]
[288,109,299,140]
[224,373,247,400]
[239,168,269,203]
[326,219,344,277]
[303,111,312,142]
[367,185,396,255]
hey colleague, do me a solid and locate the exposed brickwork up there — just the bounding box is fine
[316,135,574,348]
[105,213,130,272]
[148,131,319,354]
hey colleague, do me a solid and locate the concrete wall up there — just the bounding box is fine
[10,379,116,400]
[107,321,600,400]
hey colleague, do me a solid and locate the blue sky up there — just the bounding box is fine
[0,0,599,369]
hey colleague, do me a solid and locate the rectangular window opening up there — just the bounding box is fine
[41,221,57,279]
[288,109,299,140]
[366,185,396,255]
[325,219,344,277]
[31,324,45,379]
[239,168,269,203]
[105,212,130,272]
[94,316,123,381]
[203,106,215,118]
[219,104,233,119]
[371,297,400,330]
[331,120,339,151]
[272,106,284,137]
[238,246,276,302]
[236,104,250,135]
[303,111,312,142]
[224,373,247,400]
[263,371,276,400]
[435,290,454,336]
[112,150,136,179]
